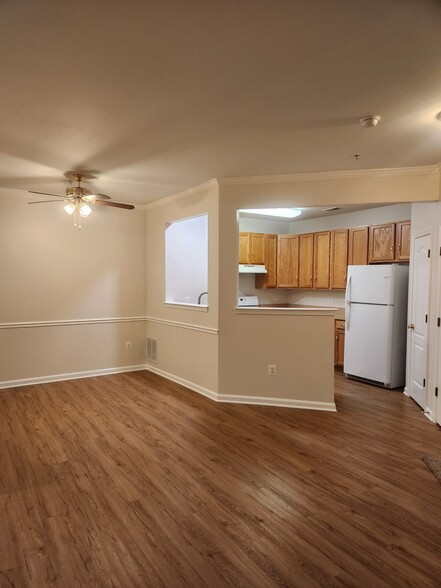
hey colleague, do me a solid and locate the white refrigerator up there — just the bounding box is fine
[344,264,409,388]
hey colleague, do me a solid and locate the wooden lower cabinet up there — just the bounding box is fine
[334,319,345,367]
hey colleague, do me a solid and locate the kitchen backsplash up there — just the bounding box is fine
[238,274,346,307]
[288,290,345,308]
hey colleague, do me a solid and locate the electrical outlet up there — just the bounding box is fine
[268,364,277,376]
[125,341,132,350]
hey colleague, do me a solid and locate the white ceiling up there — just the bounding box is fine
[1,0,441,204]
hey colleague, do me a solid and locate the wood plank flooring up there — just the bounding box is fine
[0,371,440,587]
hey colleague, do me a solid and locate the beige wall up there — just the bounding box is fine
[145,181,219,394]
[288,202,412,234]
[0,189,147,385]
[218,167,440,405]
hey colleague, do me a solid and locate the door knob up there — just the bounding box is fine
[408,323,415,329]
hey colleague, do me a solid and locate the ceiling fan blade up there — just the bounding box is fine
[84,193,111,200]
[28,200,65,204]
[29,190,66,198]
[93,200,135,210]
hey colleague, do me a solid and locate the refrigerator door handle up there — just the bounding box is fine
[345,273,351,304]
[345,274,351,330]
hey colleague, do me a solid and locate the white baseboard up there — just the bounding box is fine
[144,364,337,411]
[144,364,218,402]
[1,363,337,413]
[0,364,147,390]
[217,393,337,411]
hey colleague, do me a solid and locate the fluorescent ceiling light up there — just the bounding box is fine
[239,208,302,219]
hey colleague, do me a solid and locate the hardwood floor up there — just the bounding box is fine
[1,371,441,587]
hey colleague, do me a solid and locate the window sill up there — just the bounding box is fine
[164,302,209,312]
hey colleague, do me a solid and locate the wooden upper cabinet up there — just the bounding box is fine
[277,235,299,288]
[313,231,331,289]
[255,234,278,289]
[238,232,265,264]
[369,223,395,263]
[330,229,349,289]
[250,233,265,264]
[348,226,369,265]
[395,220,411,261]
[298,233,314,288]
[239,232,250,263]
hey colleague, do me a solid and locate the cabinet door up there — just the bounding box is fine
[255,234,278,289]
[334,320,345,367]
[250,233,265,264]
[330,229,348,289]
[239,232,250,264]
[348,226,369,265]
[298,233,314,288]
[369,223,395,263]
[313,231,331,289]
[395,221,411,261]
[277,235,299,288]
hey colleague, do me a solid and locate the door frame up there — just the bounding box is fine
[405,227,432,412]
[435,227,441,426]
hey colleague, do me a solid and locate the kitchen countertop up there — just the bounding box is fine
[235,303,343,316]
[261,304,345,319]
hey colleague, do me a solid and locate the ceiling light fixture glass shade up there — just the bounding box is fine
[64,202,76,215]
[79,203,92,217]
[239,208,302,219]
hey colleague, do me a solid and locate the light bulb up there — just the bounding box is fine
[79,203,92,218]
[64,202,76,215]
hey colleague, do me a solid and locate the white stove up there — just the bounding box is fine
[237,296,259,307]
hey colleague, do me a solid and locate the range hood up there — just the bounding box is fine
[238,264,267,274]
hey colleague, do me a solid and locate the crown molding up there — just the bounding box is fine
[144,179,219,210]
[218,165,441,186]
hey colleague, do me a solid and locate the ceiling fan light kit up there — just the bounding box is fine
[359,115,381,128]
[28,173,135,229]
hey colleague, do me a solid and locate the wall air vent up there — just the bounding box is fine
[147,337,157,362]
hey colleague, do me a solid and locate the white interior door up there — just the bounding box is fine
[408,232,431,408]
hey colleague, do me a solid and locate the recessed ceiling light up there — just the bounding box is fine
[239,208,302,219]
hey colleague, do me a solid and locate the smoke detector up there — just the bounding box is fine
[360,115,381,128]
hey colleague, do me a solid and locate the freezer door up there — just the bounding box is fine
[344,303,394,385]
[346,265,395,305]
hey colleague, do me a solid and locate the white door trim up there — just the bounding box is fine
[406,227,432,409]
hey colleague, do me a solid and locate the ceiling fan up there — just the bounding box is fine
[28,173,135,228]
